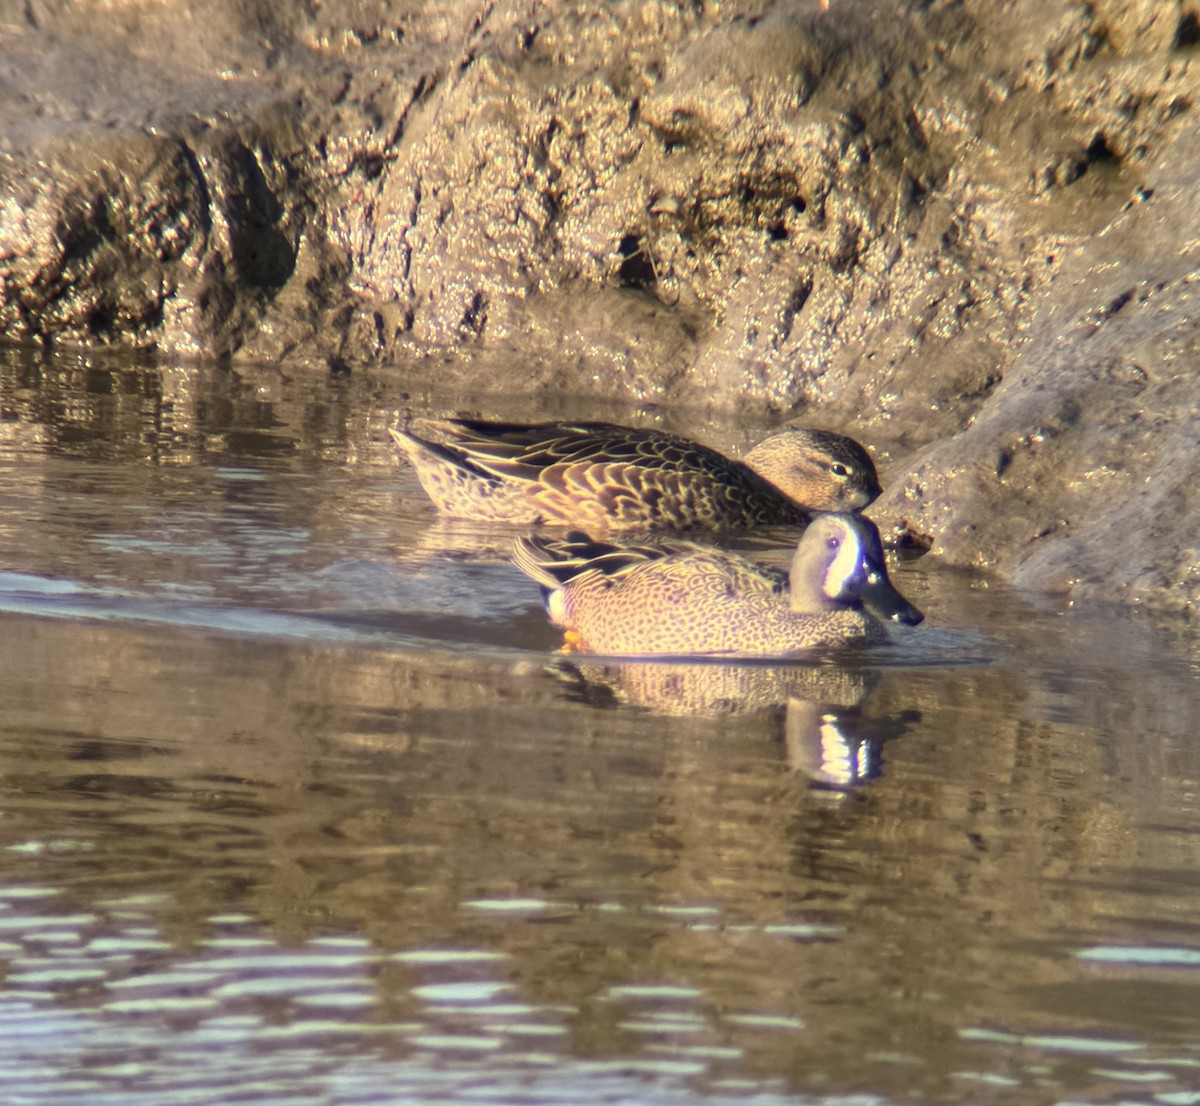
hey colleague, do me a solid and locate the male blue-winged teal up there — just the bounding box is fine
[389,418,881,533]
[512,513,923,657]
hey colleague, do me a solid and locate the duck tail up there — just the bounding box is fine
[513,530,638,584]
[512,535,572,589]
[388,426,499,479]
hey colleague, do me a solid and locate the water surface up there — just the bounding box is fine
[0,347,1198,1106]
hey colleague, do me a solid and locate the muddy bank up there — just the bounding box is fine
[1,0,1197,609]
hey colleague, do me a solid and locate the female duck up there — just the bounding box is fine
[512,513,923,657]
[390,418,880,533]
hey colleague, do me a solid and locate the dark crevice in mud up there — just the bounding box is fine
[616,235,656,290]
[1085,133,1117,165]
[177,141,215,243]
[459,291,488,335]
[1175,12,1200,48]
[776,279,813,346]
[225,144,296,291]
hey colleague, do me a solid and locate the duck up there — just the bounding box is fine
[388,418,881,533]
[511,512,923,657]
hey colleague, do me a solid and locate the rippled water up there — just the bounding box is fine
[0,346,1198,1106]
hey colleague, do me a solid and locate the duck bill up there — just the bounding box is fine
[861,568,924,626]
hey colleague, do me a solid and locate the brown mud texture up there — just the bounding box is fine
[2,0,1198,610]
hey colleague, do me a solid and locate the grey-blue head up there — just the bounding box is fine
[790,513,924,626]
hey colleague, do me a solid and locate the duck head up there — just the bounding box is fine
[789,513,924,626]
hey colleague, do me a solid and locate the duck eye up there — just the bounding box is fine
[830,462,851,478]
[827,536,841,551]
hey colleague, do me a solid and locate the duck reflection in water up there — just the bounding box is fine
[548,656,920,792]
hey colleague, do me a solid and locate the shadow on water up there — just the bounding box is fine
[0,346,1199,1106]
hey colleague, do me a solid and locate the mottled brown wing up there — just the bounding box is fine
[433,420,739,481]
[432,419,810,527]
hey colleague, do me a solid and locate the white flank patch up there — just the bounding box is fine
[547,588,569,627]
